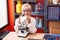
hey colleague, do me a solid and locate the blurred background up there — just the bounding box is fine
[0,0,60,34]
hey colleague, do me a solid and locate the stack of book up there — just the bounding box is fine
[44,34,60,40]
[48,7,60,20]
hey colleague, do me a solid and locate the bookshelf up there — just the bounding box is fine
[47,5,60,21]
[47,0,60,21]
[46,0,60,33]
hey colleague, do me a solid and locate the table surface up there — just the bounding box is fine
[3,32,45,40]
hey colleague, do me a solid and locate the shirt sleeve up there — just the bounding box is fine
[14,18,21,33]
[27,18,37,33]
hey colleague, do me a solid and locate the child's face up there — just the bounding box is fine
[22,6,32,16]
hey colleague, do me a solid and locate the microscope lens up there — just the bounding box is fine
[21,30,24,33]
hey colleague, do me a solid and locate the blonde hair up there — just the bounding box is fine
[22,3,32,10]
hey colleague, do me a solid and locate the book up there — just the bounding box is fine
[18,30,29,38]
[48,7,60,20]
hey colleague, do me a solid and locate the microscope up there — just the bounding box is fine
[17,16,29,37]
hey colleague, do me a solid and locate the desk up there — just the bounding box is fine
[3,32,45,40]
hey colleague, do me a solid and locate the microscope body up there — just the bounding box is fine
[18,21,29,33]
[17,16,29,37]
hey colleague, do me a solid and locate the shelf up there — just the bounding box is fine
[46,19,60,21]
[15,13,20,15]
[48,4,60,7]
[31,15,44,17]
[15,14,20,18]
[15,13,44,18]
[36,27,44,29]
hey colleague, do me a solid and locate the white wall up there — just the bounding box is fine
[0,0,8,29]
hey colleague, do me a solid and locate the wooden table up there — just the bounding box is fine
[3,32,45,40]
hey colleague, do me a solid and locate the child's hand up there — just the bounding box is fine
[27,17,31,24]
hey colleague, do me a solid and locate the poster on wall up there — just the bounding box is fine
[35,0,44,15]
[0,0,8,29]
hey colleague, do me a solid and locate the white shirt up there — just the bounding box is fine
[14,16,37,33]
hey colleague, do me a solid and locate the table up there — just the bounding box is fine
[3,32,45,40]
